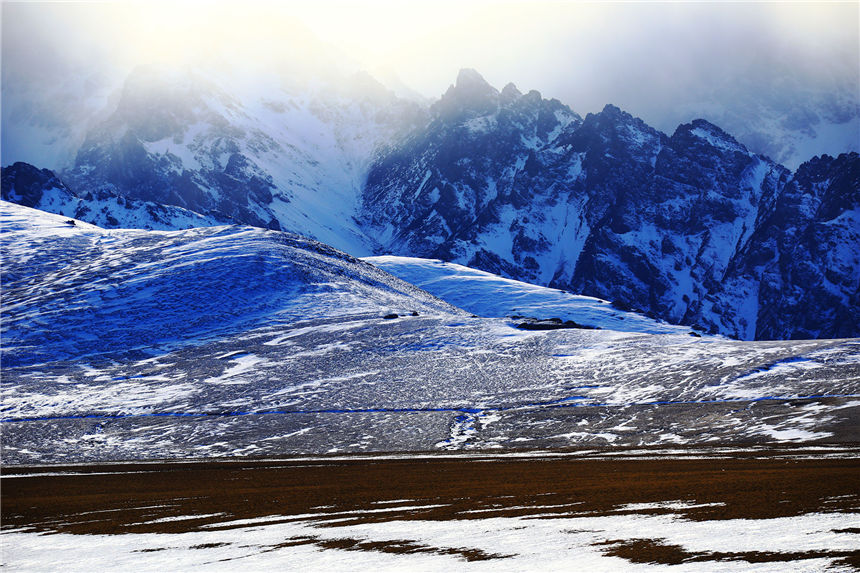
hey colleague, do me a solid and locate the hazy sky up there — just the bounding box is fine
[2,1,859,128]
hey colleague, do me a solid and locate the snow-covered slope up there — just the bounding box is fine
[366,256,695,335]
[0,201,460,368]
[2,203,858,464]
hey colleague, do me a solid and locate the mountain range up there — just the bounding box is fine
[2,66,858,341]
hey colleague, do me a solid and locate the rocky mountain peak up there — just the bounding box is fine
[673,118,749,155]
[500,82,523,105]
[521,90,543,104]
[432,68,500,122]
[455,68,493,90]
[565,103,663,158]
[581,104,651,133]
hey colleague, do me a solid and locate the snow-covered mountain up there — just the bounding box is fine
[704,152,860,340]
[2,202,859,463]
[2,67,857,341]
[360,69,584,262]
[361,70,860,340]
[1,161,224,230]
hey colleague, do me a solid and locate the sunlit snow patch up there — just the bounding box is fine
[365,256,697,335]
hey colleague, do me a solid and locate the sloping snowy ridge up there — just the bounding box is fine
[1,202,859,464]
[1,201,458,368]
[365,256,695,335]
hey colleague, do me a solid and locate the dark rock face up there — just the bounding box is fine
[514,317,600,331]
[705,152,860,339]
[1,162,222,230]
[1,162,70,207]
[568,116,790,332]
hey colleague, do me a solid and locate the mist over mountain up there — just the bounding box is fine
[2,2,857,171]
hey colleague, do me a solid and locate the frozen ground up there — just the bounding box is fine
[1,202,859,463]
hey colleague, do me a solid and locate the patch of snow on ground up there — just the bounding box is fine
[3,511,856,572]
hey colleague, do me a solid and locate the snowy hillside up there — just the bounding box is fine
[366,256,695,335]
[0,201,460,368]
[2,203,858,464]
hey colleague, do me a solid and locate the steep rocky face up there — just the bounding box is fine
[701,152,860,339]
[360,68,583,280]
[0,162,69,208]
[569,117,790,328]
[1,162,221,230]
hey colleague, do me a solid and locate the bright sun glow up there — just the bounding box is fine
[4,0,857,107]
[65,1,487,68]
[20,1,607,92]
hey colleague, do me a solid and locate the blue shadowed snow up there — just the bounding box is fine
[3,201,859,462]
[0,202,463,368]
[734,356,824,382]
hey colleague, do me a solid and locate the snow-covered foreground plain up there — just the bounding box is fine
[2,201,859,463]
[6,512,857,572]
